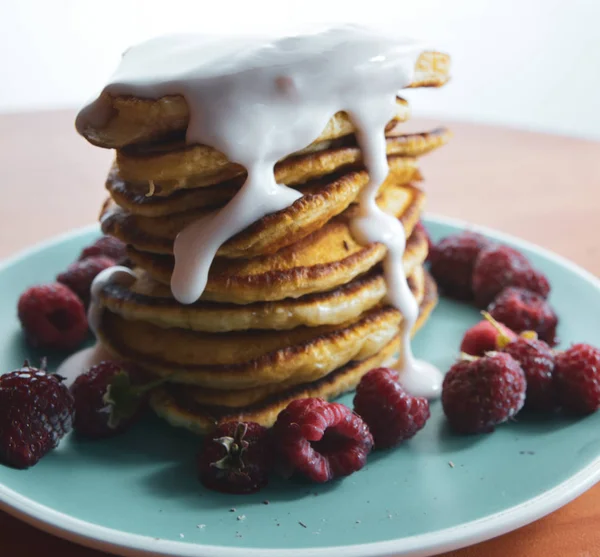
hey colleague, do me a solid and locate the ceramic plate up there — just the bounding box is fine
[1,215,599,557]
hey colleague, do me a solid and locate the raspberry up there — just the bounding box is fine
[554,344,600,414]
[353,367,430,448]
[429,232,492,300]
[79,235,128,264]
[442,353,526,434]
[0,363,74,468]
[273,398,373,483]
[488,287,558,345]
[18,283,88,350]
[198,422,272,494]
[460,318,517,356]
[70,361,149,438]
[502,337,556,412]
[57,256,116,307]
[472,245,550,307]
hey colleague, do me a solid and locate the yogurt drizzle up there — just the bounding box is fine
[78,26,443,398]
[56,266,136,382]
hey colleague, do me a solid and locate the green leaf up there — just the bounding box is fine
[102,371,141,430]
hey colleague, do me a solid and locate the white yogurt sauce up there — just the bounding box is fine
[88,266,136,335]
[347,103,443,398]
[56,266,137,384]
[77,26,442,398]
[55,343,114,387]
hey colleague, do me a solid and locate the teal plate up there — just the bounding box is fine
[1,215,600,557]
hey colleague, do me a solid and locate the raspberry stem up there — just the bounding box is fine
[102,371,173,430]
[481,311,514,349]
[212,422,250,471]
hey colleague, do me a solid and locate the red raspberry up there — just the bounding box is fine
[488,287,558,345]
[273,398,373,483]
[442,353,526,434]
[415,221,433,262]
[472,245,550,307]
[79,235,128,264]
[18,283,88,350]
[0,363,74,468]
[554,344,600,414]
[198,422,272,494]
[57,256,116,307]
[460,318,517,356]
[353,367,430,448]
[70,361,149,438]
[429,232,492,300]
[502,337,556,412]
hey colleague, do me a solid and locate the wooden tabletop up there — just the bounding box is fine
[0,110,599,556]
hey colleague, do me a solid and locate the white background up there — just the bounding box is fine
[1,0,599,139]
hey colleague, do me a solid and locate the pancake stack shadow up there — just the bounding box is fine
[80,51,451,433]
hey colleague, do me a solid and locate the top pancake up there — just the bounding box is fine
[78,51,450,149]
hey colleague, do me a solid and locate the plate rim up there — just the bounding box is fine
[1,214,599,557]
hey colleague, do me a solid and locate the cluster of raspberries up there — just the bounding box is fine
[17,235,128,351]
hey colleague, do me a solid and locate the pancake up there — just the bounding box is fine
[99,268,387,333]
[97,266,426,390]
[102,159,425,257]
[101,306,401,389]
[79,96,409,150]
[77,50,450,148]
[407,50,452,89]
[125,189,426,304]
[106,168,247,217]
[114,126,450,196]
[105,132,431,219]
[106,160,422,219]
[98,256,426,331]
[148,271,438,433]
[126,209,426,304]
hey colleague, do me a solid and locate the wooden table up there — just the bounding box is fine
[0,110,599,556]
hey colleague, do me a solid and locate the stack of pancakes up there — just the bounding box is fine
[80,51,451,433]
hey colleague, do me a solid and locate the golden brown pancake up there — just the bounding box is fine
[97,266,426,390]
[125,191,426,304]
[79,96,408,150]
[78,51,450,148]
[98,256,427,331]
[98,269,387,333]
[106,168,247,216]
[148,271,437,433]
[407,50,451,88]
[104,128,448,217]
[100,306,402,389]
[102,161,425,258]
[114,126,450,195]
